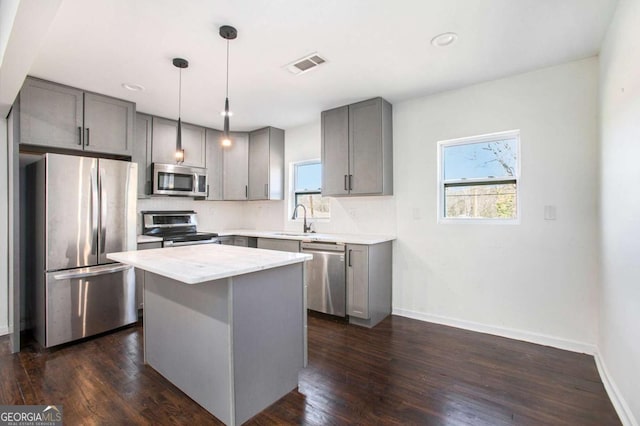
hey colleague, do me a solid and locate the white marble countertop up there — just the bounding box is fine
[137,235,163,244]
[213,229,396,245]
[108,244,312,284]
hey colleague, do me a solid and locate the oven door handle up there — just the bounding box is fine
[164,239,219,247]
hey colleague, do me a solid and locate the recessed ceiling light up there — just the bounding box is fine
[431,32,458,48]
[122,83,145,91]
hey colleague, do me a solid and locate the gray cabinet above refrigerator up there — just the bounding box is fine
[18,77,135,157]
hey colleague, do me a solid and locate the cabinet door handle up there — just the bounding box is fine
[85,128,90,146]
[264,183,268,197]
[344,175,348,191]
[348,249,352,267]
[77,127,82,145]
[349,174,353,190]
[245,185,248,199]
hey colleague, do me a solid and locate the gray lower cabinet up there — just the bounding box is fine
[18,77,134,157]
[205,128,223,200]
[135,241,163,310]
[322,97,393,196]
[133,113,152,198]
[219,236,249,247]
[151,117,206,168]
[248,127,285,200]
[346,241,392,328]
[257,238,300,252]
[222,132,249,200]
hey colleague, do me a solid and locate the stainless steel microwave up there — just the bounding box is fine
[152,163,207,197]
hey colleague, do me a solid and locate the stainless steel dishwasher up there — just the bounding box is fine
[301,241,346,317]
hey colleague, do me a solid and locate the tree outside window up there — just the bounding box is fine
[293,161,330,219]
[439,131,520,222]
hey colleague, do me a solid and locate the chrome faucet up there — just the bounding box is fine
[291,204,312,233]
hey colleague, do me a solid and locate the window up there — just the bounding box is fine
[293,161,330,219]
[438,130,520,222]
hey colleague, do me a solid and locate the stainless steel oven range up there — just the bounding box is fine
[142,210,219,246]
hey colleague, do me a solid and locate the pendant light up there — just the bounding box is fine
[173,57,189,162]
[219,25,237,147]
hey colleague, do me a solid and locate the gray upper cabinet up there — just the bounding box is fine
[205,128,224,200]
[19,78,83,149]
[18,77,134,156]
[83,93,134,156]
[133,113,152,198]
[248,127,285,200]
[349,98,391,195]
[321,106,349,196]
[181,122,206,168]
[150,117,176,164]
[151,117,206,168]
[321,97,393,197]
[222,132,249,200]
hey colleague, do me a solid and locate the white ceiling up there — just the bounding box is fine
[28,0,618,131]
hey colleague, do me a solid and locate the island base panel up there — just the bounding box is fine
[144,272,233,424]
[232,264,304,425]
[143,263,305,426]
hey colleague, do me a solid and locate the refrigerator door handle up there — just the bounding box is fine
[99,168,107,255]
[91,169,99,255]
[53,264,133,280]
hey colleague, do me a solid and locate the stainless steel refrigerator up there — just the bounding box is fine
[30,153,137,347]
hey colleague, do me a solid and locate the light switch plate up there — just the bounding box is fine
[544,205,557,220]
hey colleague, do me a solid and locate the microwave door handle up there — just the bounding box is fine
[194,173,199,194]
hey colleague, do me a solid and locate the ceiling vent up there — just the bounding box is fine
[285,53,327,75]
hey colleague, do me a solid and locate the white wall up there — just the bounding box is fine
[598,0,640,423]
[243,121,397,236]
[241,58,599,352]
[392,58,600,350]
[0,119,8,335]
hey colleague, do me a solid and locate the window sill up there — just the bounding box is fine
[437,217,520,225]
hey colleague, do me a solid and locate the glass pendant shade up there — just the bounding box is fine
[175,116,185,162]
[221,97,231,146]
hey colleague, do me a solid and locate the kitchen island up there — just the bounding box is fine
[108,244,311,426]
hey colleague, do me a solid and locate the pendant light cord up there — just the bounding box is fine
[225,39,229,98]
[178,67,182,117]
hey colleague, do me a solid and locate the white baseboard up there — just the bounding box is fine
[594,351,638,426]
[392,308,596,354]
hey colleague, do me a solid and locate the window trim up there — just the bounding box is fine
[437,130,521,224]
[290,159,330,221]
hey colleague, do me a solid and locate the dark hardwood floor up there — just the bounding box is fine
[0,315,620,425]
